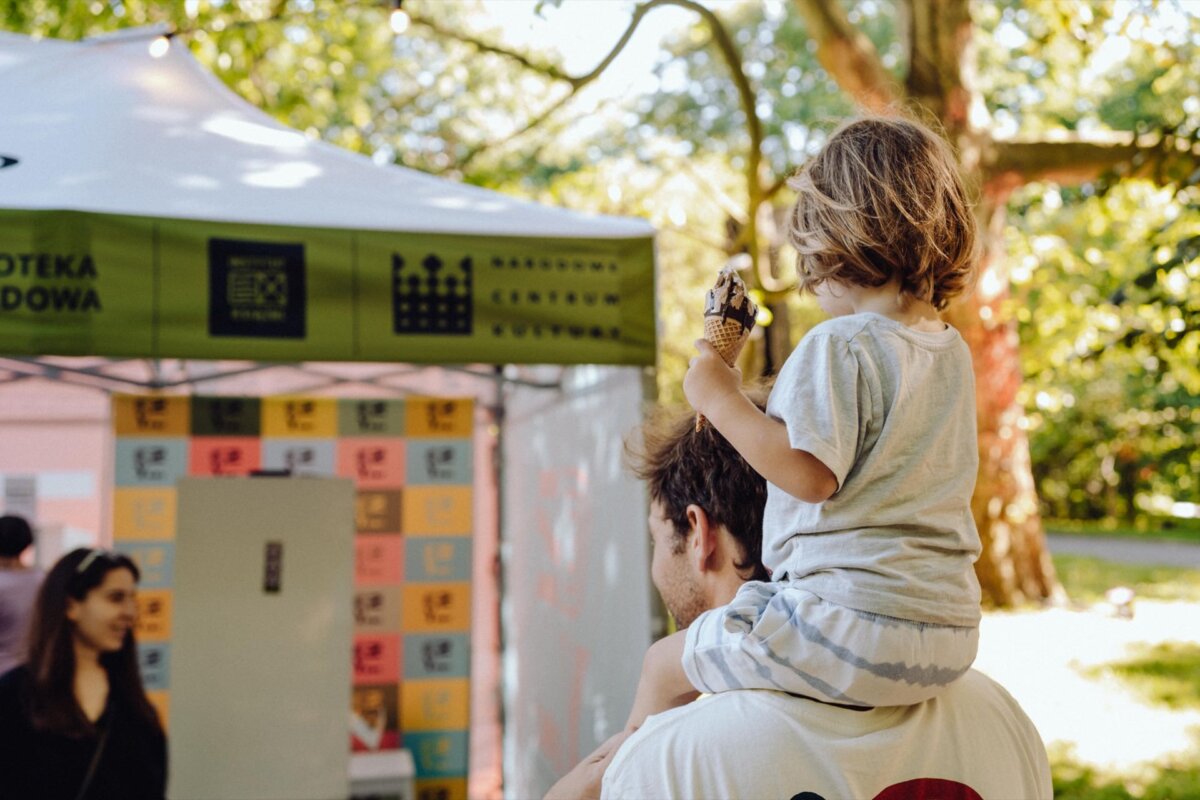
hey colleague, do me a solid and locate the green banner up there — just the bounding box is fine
[0,210,657,365]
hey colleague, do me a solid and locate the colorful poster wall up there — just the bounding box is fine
[112,394,474,800]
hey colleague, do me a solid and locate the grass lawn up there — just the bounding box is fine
[1052,554,1200,604]
[1046,517,1200,545]
[1048,553,1200,799]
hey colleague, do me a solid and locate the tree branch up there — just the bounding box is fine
[405,11,572,83]
[984,131,1198,199]
[790,0,901,113]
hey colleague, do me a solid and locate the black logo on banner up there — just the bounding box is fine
[209,238,305,338]
[392,254,472,335]
[0,156,18,169]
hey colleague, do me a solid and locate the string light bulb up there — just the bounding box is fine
[389,1,409,34]
[148,34,172,58]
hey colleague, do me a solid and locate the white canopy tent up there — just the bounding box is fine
[0,28,655,799]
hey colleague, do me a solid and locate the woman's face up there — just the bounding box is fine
[67,567,138,655]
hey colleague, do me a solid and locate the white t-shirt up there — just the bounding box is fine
[602,669,1052,800]
[765,312,982,626]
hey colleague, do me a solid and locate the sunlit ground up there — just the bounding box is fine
[975,557,1200,798]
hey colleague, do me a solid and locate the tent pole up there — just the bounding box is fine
[491,363,508,798]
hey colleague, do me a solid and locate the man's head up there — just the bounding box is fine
[625,385,769,626]
[0,514,34,559]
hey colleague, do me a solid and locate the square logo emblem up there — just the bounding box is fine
[209,238,306,338]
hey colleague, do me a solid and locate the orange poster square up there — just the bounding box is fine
[113,488,176,541]
[355,535,404,586]
[353,634,401,685]
[401,678,470,731]
[416,779,467,800]
[402,486,472,536]
[113,395,190,437]
[401,583,471,633]
[406,398,473,438]
[188,437,262,476]
[136,589,173,642]
[337,439,406,489]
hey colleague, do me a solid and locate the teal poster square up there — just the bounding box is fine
[406,440,472,485]
[405,537,471,582]
[403,633,470,679]
[114,438,189,487]
[114,540,174,589]
[138,642,171,690]
[262,439,336,476]
[404,731,468,778]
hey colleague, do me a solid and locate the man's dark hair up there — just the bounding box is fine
[625,383,770,581]
[0,514,34,558]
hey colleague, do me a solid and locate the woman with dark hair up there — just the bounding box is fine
[0,548,167,800]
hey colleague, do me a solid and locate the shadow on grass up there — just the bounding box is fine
[1085,642,1200,711]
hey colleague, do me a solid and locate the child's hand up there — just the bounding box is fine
[684,339,743,418]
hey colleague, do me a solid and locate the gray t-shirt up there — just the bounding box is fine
[0,568,42,674]
[765,312,982,626]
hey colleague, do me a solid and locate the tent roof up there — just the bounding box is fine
[0,29,652,239]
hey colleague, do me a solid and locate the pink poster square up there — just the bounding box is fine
[353,634,401,685]
[355,535,404,586]
[337,439,406,488]
[188,437,262,476]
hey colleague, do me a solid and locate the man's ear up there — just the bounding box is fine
[683,504,719,573]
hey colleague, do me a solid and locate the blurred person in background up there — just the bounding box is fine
[0,548,167,800]
[0,514,42,674]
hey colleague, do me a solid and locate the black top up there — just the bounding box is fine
[0,665,167,800]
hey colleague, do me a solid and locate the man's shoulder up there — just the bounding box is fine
[602,672,1051,800]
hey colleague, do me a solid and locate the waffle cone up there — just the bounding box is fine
[705,316,752,366]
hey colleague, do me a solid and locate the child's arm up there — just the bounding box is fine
[684,339,837,504]
[624,630,699,732]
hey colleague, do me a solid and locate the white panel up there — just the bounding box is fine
[501,366,652,799]
[169,477,355,800]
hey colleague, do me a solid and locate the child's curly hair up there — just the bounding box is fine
[787,115,979,311]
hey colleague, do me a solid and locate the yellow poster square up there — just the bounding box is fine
[406,398,473,438]
[113,488,177,541]
[416,778,467,800]
[261,397,338,437]
[401,583,471,633]
[136,589,173,642]
[401,678,470,731]
[402,486,472,536]
[147,690,170,732]
[113,395,190,437]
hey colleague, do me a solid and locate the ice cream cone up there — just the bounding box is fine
[696,266,757,431]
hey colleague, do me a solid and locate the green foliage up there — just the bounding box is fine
[976,0,1200,525]
[1051,744,1200,800]
[1051,554,1200,604]
[1007,176,1200,522]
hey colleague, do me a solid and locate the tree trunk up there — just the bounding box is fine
[946,196,1061,606]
